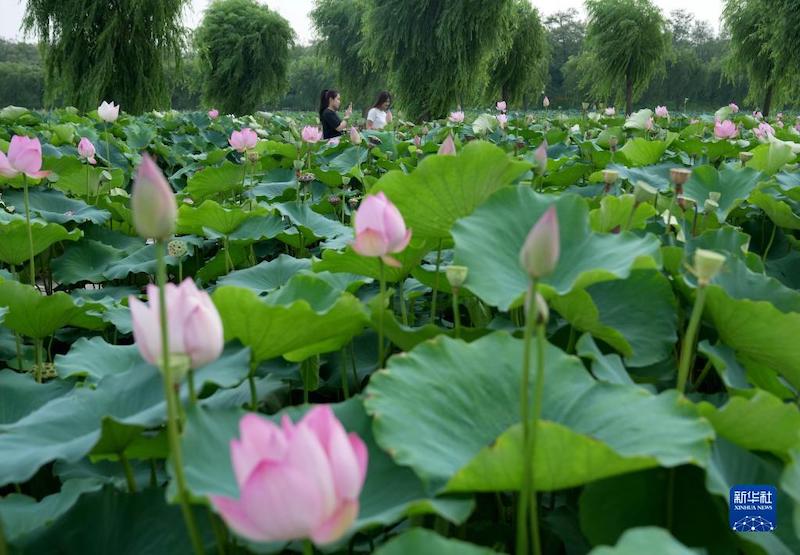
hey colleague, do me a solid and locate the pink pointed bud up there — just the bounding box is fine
[519,205,560,279]
[211,406,367,545]
[351,192,411,266]
[131,153,177,240]
[349,126,362,145]
[714,120,737,139]
[604,107,616,116]
[97,100,120,122]
[208,109,219,119]
[497,114,508,128]
[449,111,465,123]
[0,135,50,179]
[542,96,550,108]
[413,136,421,147]
[302,126,324,144]
[534,140,548,175]
[729,102,739,113]
[655,105,668,118]
[128,278,224,374]
[229,128,259,152]
[77,137,97,165]
[496,100,507,112]
[438,134,456,156]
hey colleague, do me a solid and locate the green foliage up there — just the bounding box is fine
[543,9,586,108]
[485,0,548,108]
[195,0,295,115]
[769,0,800,75]
[311,0,385,109]
[282,45,338,110]
[0,62,44,109]
[363,0,514,120]
[23,0,188,113]
[582,0,669,114]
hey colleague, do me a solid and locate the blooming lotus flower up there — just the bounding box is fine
[302,126,324,144]
[496,100,507,112]
[449,111,465,123]
[211,406,368,545]
[754,122,775,139]
[714,119,738,139]
[229,128,259,152]
[131,153,177,240]
[519,205,560,279]
[533,140,547,175]
[438,134,456,156]
[129,278,224,373]
[208,109,219,119]
[352,192,411,267]
[645,117,654,131]
[349,126,361,145]
[729,102,739,113]
[0,135,50,179]
[543,96,550,108]
[413,136,421,147]
[98,101,120,122]
[77,137,96,165]
[604,107,616,116]
[497,114,508,128]
[655,105,669,118]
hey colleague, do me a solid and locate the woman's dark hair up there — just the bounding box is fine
[373,91,392,109]
[319,89,339,117]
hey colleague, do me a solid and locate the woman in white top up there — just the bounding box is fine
[366,91,393,130]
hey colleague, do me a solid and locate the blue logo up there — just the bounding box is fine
[730,485,777,532]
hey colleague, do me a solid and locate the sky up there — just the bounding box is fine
[1,0,725,44]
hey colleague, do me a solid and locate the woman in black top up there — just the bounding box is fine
[319,89,353,139]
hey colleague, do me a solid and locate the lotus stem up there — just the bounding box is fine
[22,174,36,286]
[451,287,461,339]
[677,286,708,394]
[378,259,386,367]
[119,451,138,493]
[430,240,443,321]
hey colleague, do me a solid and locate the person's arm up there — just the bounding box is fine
[386,110,393,123]
[335,118,348,131]
[366,108,376,130]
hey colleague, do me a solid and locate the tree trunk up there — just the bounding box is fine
[625,68,633,116]
[762,84,774,118]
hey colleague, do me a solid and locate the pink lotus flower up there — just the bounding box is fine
[449,111,465,123]
[211,406,367,545]
[714,119,738,139]
[438,134,456,156]
[97,101,120,123]
[77,137,96,165]
[645,117,654,131]
[229,128,258,152]
[413,136,421,147]
[129,278,224,372]
[519,205,560,279]
[0,135,50,179]
[131,153,177,240]
[655,105,669,118]
[352,192,411,267]
[349,126,361,145]
[604,107,616,116]
[533,140,547,175]
[208,109,219,119]
[496,100,507,112]
[729,102,739,113]
[754,122,775,139]
[542,96,550,108]
[302,126,324,144]
[497,114,508,128]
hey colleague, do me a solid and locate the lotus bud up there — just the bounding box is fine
[693,249,726,285]
[349,126,362,145]
[608,136,619,152]
[131,154,177,240]
[445,265,468,289]
[519,206,560,279]
[633,180,658,205]
[438,134,456,156]
[533,140,548,175]
[582,102,589,111]
[524,289,549,325]
[542,96,550,108]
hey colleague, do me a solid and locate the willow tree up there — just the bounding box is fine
[770,0,800,74]
[583,0,669,115]
[723,0,790,117]
[195,0,294,115]
[23,0,188,113]
[311,0,385,109]
[363,0,514,121]
[486,1,548,108]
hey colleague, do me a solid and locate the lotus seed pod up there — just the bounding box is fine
[608,136,619,152]
[602,169,619,185]
[445,265,468,288]
[328,195,341,206]
[739,151,754,163]
[708,191,721,202]
[168,239,188,258]
[670,168,692,186]
[694,249,726,285]
[348,197,360,208]
[704,199,719,213]
[633,181,658,205]
[246,151,260,164]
